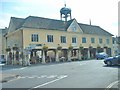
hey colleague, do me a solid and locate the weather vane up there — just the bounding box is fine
[64,0,66,7]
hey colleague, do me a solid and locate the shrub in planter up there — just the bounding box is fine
[79,46,84,51]
[6,47,11,52]
[68,45,73,51]
[57,44,62,50]
[42,44,48,51]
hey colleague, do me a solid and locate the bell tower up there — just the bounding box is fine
[60,4,72,21]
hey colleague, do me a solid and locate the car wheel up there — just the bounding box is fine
[106,61,112,66]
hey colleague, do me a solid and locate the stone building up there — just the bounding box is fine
[3,5,114,65]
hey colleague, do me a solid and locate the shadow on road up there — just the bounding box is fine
[103,65,120,68]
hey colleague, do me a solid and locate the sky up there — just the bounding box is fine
[0,0,119,36]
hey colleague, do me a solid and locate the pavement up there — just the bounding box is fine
[0,74,19,83]
[0,64,25,83]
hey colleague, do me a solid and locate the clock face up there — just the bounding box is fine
[72,25,76,31]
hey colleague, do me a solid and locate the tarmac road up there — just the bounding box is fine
[1,59,119,89]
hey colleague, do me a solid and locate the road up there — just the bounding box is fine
[1,59,119,89]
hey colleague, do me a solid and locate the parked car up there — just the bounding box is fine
[96,52,108,60]
[104,55,120,66]
[0,54,6,64]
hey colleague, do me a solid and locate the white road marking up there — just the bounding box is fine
[46,75,57,78]
[40,75,47,78]
[30,75,67,89]
[79,63,86,66]
[28,77,34,79]
[17,76,26,79]
[17,75,67,79]
[19,67,27,70]
[37,77,42,78]
[106,80,119,90]
[12,67,27,71]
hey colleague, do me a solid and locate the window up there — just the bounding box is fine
[99,38,102,44]
[47,35,53,42]
[82,37,86,43]
[91,38,95,43]
[106,39,109,44]
[72,37,77,43]
[61,36,66,43]
[31,34,39,42]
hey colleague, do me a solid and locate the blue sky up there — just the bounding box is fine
[0,0,119,36]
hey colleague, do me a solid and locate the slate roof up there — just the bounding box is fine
[9,16,113,36]
[0,28,8,36]
[22,16,66,31]
[78,23,113,36]
[11,17,24,30]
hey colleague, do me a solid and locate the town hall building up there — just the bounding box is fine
[2,5,113,65]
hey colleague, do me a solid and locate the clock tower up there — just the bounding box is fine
[60,4,72,21]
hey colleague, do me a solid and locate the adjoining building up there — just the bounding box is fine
[3,5,114,65]
[113,36,120,55]
[0,28,8,55]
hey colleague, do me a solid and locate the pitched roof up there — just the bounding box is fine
[11,17,24,30]
[78,23,113,36]
[8,16,113,36]
[22,16,66,31]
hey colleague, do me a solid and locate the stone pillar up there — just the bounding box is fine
[6,52,9,65]
[12,50,14,65]
[19,52,22,65]
[56,50,59,62]
[88,49,90,59]
[14,51,17,64]
[24,52,27,66]
[104,48,107,53]
[78,50,81,60]
[27,53,31,65]
[22,50,27,66]
[33,51,35,57]
[68,50,71,61]
[42,51,46,63]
